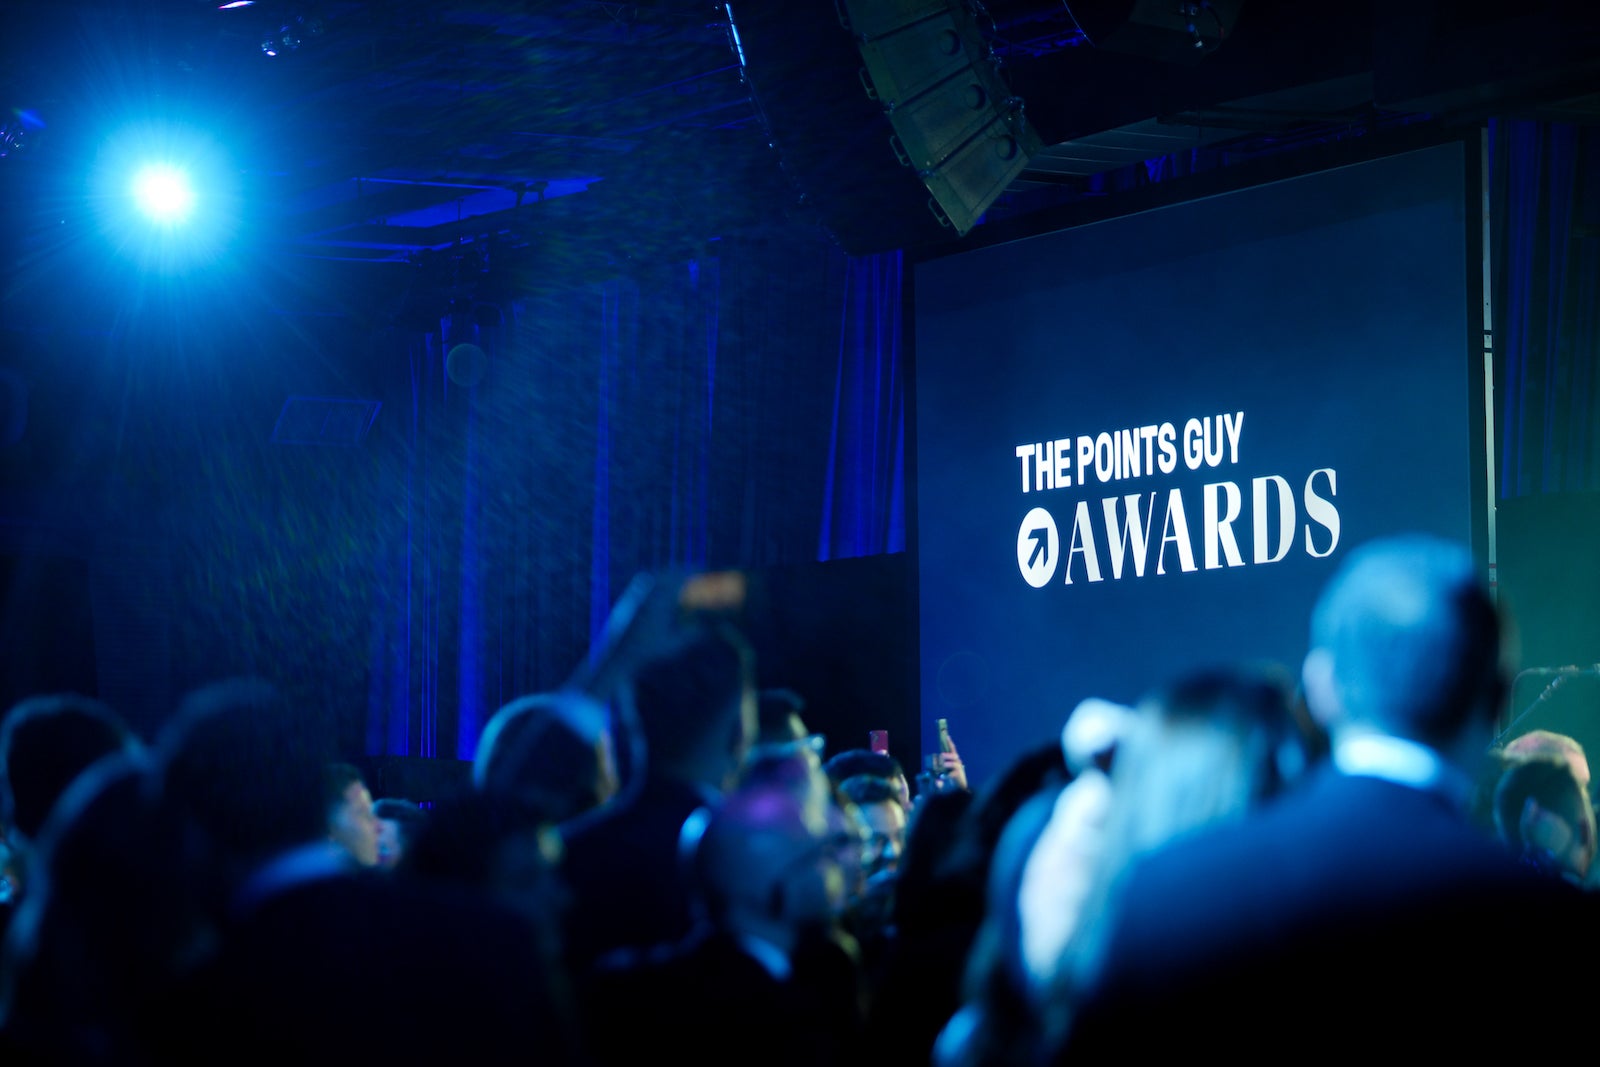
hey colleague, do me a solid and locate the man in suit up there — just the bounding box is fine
[560,624,758,969]
[157,678,573,1065]
[585,781,859,1067]
[1066,535,1593,1057]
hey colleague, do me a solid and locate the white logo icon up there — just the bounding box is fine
[1017,507,1059,587]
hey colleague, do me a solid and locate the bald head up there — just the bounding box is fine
[1304,535,1502,745]
[687,784,838,931]
[1505,731,1590,794]
[1494,755,1595,879]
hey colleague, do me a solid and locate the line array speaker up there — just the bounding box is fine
[727,0,1043,256]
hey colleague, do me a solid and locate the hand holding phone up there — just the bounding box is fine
[928,718,969,792]
[566,569,749,703]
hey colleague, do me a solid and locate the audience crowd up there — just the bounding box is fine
[0,533,1594,1064]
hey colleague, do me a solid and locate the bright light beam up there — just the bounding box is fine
[131,164,196,223]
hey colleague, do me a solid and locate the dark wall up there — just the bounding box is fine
[0,552,97,715]
[746,552,919,777]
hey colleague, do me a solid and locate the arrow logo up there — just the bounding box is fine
[1027,528,1049,570]
[1017,507,1059,587]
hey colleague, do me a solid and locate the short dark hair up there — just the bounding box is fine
[629,625,754,768]
[472,692,610,825]
[825,749,903,786]
[373,797,425,823]
[372,798,426,847]
[0,694,137,841]
[324,763,367,814]
[756,689,807,746]
[158,678,332,863]
[1310,536,1502,744]
[839,774,899,807]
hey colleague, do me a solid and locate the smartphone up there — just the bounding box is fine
[869,730,889,754]
[678,570,747,615]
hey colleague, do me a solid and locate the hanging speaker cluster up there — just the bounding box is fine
[727,0,1042,256]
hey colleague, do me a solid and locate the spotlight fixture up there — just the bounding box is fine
[91,123,240,271]
[131,164,196,224]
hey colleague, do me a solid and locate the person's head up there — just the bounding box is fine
[684,783,842,948]
[324,763,380,868]
[395,787,565,936]
[826,787,871,907]
[1494,756,1596,880]
[628,624,757,791]
[840,774,907,878]
[157,678,332,870]
[1044,665,1304,1016]
[1302,535,1504,765]
[756,689,809,747]
[1109,665,1304,860]
[1,754,207,1048]
[1503,731,1590,795]
[371,798,426,871]
[1062,698,1131,776]
[0,694,139,847]
[473,691,617,825]
[741,750,832,811]
[747,689,825,773]
[825,749,911,810]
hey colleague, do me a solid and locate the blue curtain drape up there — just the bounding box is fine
[367,229,907,758]
[1492,119,1600,497]
[819,251,906,560]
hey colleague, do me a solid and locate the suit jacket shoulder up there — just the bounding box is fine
[560,778,710,967]
[1073,770,1588,1057]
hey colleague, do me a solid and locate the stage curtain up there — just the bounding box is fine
[819,251,906,561]
[367,229,910,758]
[1492,119,1600,497]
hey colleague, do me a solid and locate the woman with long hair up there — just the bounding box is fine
[936,665,1317,1067]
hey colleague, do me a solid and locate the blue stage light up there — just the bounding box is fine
[131,164,196,223]
[91,122,244,272]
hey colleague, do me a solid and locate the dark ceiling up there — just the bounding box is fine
[2,1,783,267]
[3,0,1599,278]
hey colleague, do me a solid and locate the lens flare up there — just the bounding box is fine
[131,164,196,223]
